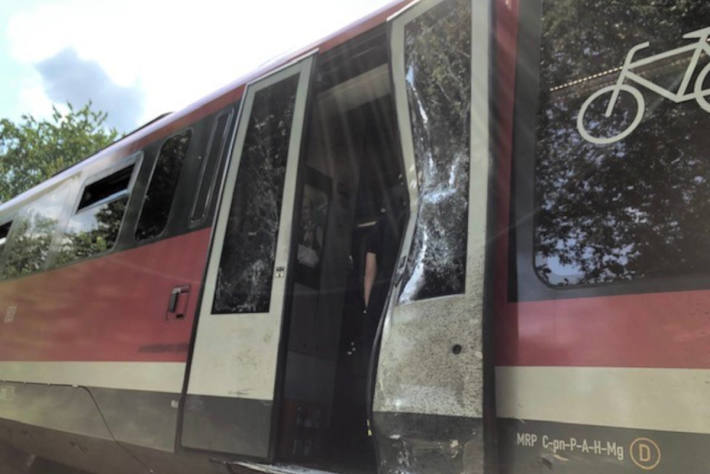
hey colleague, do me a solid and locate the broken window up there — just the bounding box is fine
[398,0,471,303]
[212,74,299,314]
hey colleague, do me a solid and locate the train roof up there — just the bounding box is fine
[0,0,414,214]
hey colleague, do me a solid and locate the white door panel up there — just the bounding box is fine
[182,53,316,458]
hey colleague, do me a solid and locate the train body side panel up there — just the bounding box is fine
[0,228,211,364]
[498,292,710,369]
[0,1,428,472]
[0,229,212,459]
[493,0,710,472]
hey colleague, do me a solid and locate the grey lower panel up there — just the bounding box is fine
[181,394,272,458]
[372,411,483,474]
[0,417,240,474]
[0,382,178,452]
[499,418,708,473]
[90,387,179,452]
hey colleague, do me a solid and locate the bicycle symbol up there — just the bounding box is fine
[577,26,710,145]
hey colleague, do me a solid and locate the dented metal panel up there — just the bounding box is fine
[373,0,491,472]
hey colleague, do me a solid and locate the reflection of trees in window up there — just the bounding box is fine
[1,186,70,278]
[398,0,471,303]
[135,131,191,240]
[2,215,56,277]
[53,197,127,265]
[534,0,710,286]
[213,75,298,314]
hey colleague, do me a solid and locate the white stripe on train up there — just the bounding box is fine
[6,362,706,436]
[0,361,185,393]
[497,366,710,434]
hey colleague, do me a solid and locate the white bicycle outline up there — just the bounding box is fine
[577,26,710,145]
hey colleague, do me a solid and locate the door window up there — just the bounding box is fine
[398,0,472,303]
[212,75,299,313]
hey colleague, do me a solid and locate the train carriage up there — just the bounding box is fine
[0,0,709,473]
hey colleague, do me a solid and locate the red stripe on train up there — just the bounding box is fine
[496,290,710,368]
[0,229,211,362]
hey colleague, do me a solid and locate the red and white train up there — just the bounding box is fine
[1,0,708,473]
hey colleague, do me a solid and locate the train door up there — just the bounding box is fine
[274,31,404,472]
[371,0,493,473]
[180,53,315,460]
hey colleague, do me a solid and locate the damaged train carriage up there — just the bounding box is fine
[0,0,490,472]
[1,0,710,473]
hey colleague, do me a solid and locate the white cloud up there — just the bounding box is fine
[7,0,394,127]
[17,81,55,119]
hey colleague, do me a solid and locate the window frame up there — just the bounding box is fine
[189,109,235,226]
[509,0,710,302]
[210,73,302,315]
[389,0,479,306]
[48,152,143,268]
[133,128,193,243]
[72,153,142,216]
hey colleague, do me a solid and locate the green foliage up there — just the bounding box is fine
[2,213,56,278]
[0,102,119,203]
[53,197,127,266]
[1,185,70,278]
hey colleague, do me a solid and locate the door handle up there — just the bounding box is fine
[167,285,190,320]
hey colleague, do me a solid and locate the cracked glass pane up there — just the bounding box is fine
[213,74,299,314]
[399,0,471,303]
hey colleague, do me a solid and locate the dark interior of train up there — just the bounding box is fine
[277,27,406,473]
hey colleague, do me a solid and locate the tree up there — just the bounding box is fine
[0,102,119,203]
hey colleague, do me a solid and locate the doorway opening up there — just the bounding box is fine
[277,27,406,474]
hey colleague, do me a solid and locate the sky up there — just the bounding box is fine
[0,0,394,132]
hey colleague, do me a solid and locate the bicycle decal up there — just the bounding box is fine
[578,26,710,145]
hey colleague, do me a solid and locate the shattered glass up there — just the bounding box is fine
[213,74,299,314]
[399,0,471,303]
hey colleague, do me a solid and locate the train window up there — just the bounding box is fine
[398,0,471,303]
[191,112,231,223]
[77,165,133,211]
[532,0,710,287]
[53,163,136,265]
[135,130,191,240]
[212,75,299,314]
[2,185,72,278]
